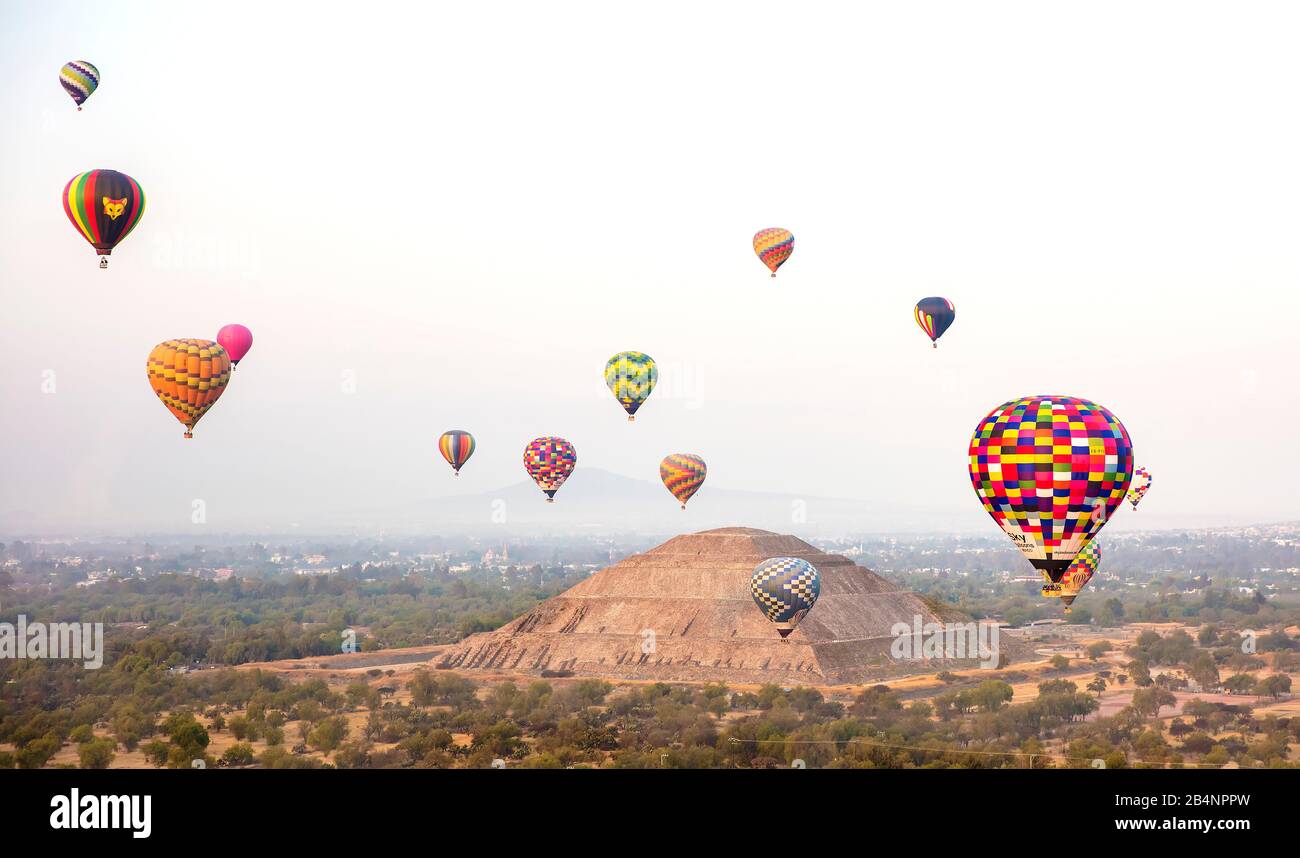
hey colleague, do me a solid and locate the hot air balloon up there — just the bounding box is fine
[1055,539,1101,612]
[439,430,476,476]
[216,324,254,368]
[60,61,99,110]
[750,557,821,639]
[604,352,657,421]
[523,437,576,502]
[63,170,145,268]
[753,228,793,277]
[1127,466,1152,511]
[145,339,231,438]
[660,454,706,509]
[914,297,955,348]
[969,395,1133,585]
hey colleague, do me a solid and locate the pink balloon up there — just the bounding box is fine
[216,324,253,365]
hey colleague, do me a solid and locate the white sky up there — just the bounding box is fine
[2,1,1298,535]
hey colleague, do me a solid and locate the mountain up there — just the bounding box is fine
[315,468,944,536]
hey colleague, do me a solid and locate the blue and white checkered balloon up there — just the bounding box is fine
[750,557,821,638]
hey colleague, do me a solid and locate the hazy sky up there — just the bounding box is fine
[2,1,1299,535]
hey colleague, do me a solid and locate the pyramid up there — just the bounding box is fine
[438,527,990,685]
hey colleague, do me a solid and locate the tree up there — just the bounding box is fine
[1189,655,1219,691]
[1049,655,1070,671]
[1086,641,1112,660]
[970,680,1014,713]
[1254,675,1291,699]
[1223,673,1256,694]
[141,741,170,767]
[1130,688,1176,718]
[307,716,350,753]
[77,737,116,769]
[221,744,256,766]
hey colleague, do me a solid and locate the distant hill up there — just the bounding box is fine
[312,467,936,536]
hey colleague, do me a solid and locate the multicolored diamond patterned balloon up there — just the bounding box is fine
[1127,466,1152,511]
[660,453,706,509]
[753,228,794,277]
[523,436,576,501]
[604,351,657,421]
[968,395,1133,582]
[1055,539,1101,611]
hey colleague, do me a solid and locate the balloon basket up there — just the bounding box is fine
[98,257,108,269]
[546,497,554,504]
[680,504,686,510]
[770,272,776,278]
[183,431,193,439]
[628,415,635,423]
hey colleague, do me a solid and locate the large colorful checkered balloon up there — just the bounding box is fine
[605,352,657,421]
[968,395,1133,582]
[1056,539,1100,611]
[1127,466,1152,511]
[145,339,231,439]
[753,228,794,277]
[660,453,706,509]
[750,557,821,638]
[523,436,576,502]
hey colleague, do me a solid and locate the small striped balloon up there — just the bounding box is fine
[62,169,146,267]
[914,297,956,348]
[60,61,100,109]
[438,430,476,475]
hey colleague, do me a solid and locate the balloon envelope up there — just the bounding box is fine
[523,437,576,500]
[969,395,1133,581]
[439,430,476,475]
[63,170,145,264]
[216,324,254,365]
[1056,539,1101,609]
[604,352,657,420]
[914,297,955,346]
[660,454,706,508]
[145,339,231,438]
[750,557,821,638]
[1127,466,1152,510]
[753,228,794,276]
[60,61,99,108]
